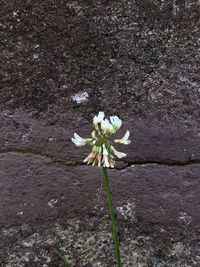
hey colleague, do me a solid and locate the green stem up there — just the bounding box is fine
[54,249,71,267]
[102,167,122,267]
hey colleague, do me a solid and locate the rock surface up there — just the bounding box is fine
[0,0,200,266]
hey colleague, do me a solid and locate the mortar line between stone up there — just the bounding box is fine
[0,150,200,170]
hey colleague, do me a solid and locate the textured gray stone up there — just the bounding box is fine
[0,0,200,266]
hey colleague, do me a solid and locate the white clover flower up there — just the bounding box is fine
[71,111,131,168]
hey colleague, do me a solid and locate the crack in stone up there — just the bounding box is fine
[0,150,200,170]
[117,159,200,170]
[0,150,83,167]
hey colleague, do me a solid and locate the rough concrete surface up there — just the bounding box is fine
[0,0,200,266]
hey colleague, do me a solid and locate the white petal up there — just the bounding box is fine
[110,116,115,125]
[71,138,85,146]
[74,133,85,142]
[101,119,114,134]
[110,116,122,130]
[93,111,105,126]
[73,133,94,145]
[109,159,115,168]
[84,152,95,164]
[93,116,98,125]
[123,130,130,140]
[83,153,91,162]
[93,112,105,131]
[114,130,131,144]
[97,111,105,122]
[115,118,122,129]
[100,120,106,130]
[101,119,108,129]
[113,149,126,159]
[102,144,108,155]
[103,155,110,167]
[91,131,96,139]
[92,140,96,145]
[97,155,102,167]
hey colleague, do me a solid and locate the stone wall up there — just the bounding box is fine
[0,1,200,266]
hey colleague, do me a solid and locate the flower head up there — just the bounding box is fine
[71,112,131,168]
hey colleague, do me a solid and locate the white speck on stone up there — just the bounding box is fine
[150,92,156,100]
[171,242,186,256]
[22,240,33,248]
[33,53,39,59]
[35,44,40,48]
[21,128,32,143]
[172,0,179,16]
[46,257,51,263]
[160,0,165,11]
[48,199,58,208]
[3,111,14,117]
[179,75,199,89]
[22,134,29,142]
[185,0,194,8]
[13,11,18,17]
[110,58,117,63]
[73,179,81,186]
[116,200,136,222]
[72,91,89,104]
[17,211,23,216]
[48,137,56,141]
[178,212,192,226]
